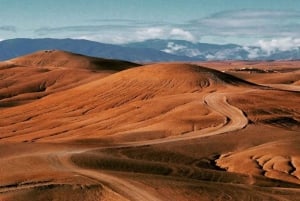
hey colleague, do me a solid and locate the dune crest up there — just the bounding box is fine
[9,49,139,70]
[0,50,139,108]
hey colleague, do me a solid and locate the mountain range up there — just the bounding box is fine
[0,38,299,62]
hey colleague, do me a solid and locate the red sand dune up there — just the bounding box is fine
[0,52,300,201]
[0,50,138,107]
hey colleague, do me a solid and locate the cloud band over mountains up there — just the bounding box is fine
[30,9,300,47]
[2,9,300,54]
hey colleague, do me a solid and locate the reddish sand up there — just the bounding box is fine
[0,50,138,107]
[0,52,300,201]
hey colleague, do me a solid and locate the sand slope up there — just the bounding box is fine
[0,50,138,107]
[1,55,300,201]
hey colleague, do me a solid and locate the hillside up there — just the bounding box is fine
[0,50,138,107]
[0,54,300,201]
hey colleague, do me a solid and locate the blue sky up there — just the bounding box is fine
[0,0,299,48]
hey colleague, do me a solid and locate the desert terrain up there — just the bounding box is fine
[0,50,300,201]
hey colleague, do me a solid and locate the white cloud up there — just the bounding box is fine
[170,28,196,42]
[258,37,300,54]
[162,42,202,57]
[162,42,186,54]
[205,47,243,60]
[243,46,262,59]
[133,27,196,43]
[183,48,201,57]
[60,26,197,44]
[135,27,166,41]
[71,28,165,44]
[73,27,197,44]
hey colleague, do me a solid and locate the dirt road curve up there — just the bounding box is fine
[0,92,248,201]
[54,92,249,201]
[204,92,248,133]
[121,92,249,146]
[59,155,163,201]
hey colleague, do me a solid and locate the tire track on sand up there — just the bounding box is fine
[123,92,249,146]
[57,152,163,201]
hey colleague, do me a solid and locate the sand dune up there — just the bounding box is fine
[1,54,300,201]
[217,138,300,184]
[8,50,139,70]
[0,63,253,142]
[0,50,138,107]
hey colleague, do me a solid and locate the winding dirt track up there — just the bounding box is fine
[60,155,163,201]
[53,92,249,201]
[120,92,249,146]
[0,92,249,200]
[203,93,248,133]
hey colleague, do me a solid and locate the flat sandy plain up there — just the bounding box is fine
[0,50,300,201]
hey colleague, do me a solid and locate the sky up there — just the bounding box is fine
[0,0,300,50]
